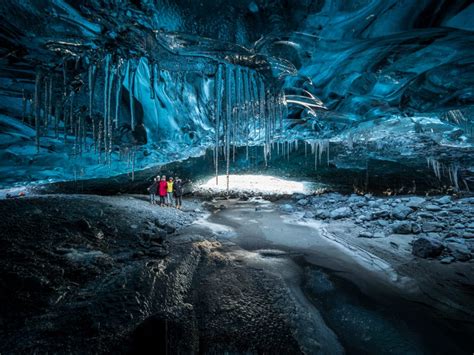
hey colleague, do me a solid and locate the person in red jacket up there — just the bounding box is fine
[158,175,168,207]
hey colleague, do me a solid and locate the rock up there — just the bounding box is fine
[463,231,474,239]
[453,223,465,229]
[448,207,463,213]
[347,195,366,206]
[426,232,441,239]
[371,209,390,219]
[411,223,421,234]
[303,211,315,219]
[412,237,444,258]
[330,207,352,219]
[314,209,330,219]
[373,232,385,238]
[459,197,474,204]
[425,204,442,212]
[391,205,413,220]
[165,225,176,234]
[194,208,202,213]
[447,241,472,261]
[297,198,309,206]
[130,224,138,229]
[417,212,436,219]
[440,256,455,264]
[357,231,373,238]
[467,222,474,229]
[434,196,452,205]
[292,193,305,201]
[377,220,389,227]
[280,204,295,214]
[392,221,419,234]
[422,222,445,233]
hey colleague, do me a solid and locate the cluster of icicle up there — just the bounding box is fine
[446,109,472,137]
[213,63,287,190]
[28,54,143,179]
[426,157,467,191]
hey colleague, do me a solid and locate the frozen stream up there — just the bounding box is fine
[187,198,471,354]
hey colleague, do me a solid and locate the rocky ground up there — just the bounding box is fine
[0,194,310,354]
[1,190,473,354]
[283,193,474,263]
[276,192,474,326]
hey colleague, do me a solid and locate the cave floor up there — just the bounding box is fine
[0,193,473,353]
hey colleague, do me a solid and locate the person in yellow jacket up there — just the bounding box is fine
[166,177,174,207]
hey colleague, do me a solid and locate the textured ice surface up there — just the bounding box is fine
[0,1,473,188]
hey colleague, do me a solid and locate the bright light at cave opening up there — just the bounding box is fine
[200,175,312,194]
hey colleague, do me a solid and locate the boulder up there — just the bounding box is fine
[371,209,391,219]
[446,241,472,261]
[297,198,309,206]
[314,209,330,219]
[357,231,373,238]
[421,222,445,233]
[330,207,352,219]
[412,237,444,258]
[434,196,452,205]
[425,204,442,212]
[391,205,413,220]
[280,204,295,214]
[459,197,474,204]
[392,221,419,234]
[406,197,426,209]
[440,256,455,264]
[303,211,315,219]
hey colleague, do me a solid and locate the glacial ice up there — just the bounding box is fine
[0,0,472,190]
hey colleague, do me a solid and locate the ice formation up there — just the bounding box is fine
[0,0,472,190]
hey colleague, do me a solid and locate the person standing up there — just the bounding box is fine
[147,177,158,204]
[158,175,168,207]
[166,177,174,207]
[173,177,184,209]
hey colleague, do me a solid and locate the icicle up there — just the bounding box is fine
[128,59,136,131]
[225,64,233,194]
[63,60,67,97]
[131,146,136,181]
[258,75,265,141]
[34,70,41,152]
[48,76,53,133]
[115,60,123,129]
[44,77,48,131]
[69,93,74,134]
[149,59,155,99]
[98,120,103,163]
[242,68,250,157]
[54,100,60,139]
[107,63,116,164]
[28,98,34,126]
[215,64,223,185]
[103,54,110,157]
[326,140,330,166]
[88,63,96,118]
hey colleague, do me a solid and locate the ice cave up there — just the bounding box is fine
[0,0,473,353]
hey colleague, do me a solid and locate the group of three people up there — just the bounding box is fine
[148,175,184,209]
